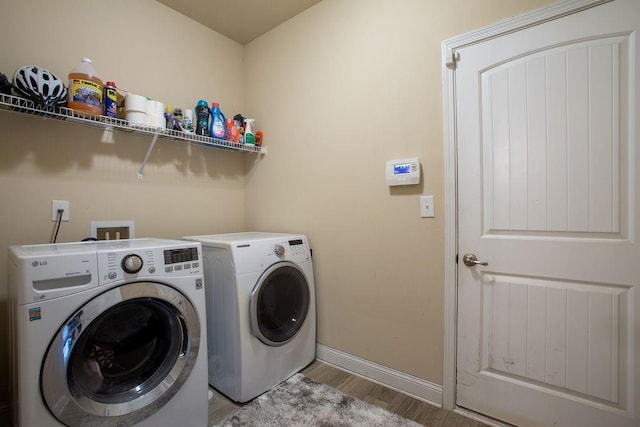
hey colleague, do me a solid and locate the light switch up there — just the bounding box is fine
[420,195,434,218]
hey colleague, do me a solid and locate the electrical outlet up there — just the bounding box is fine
[420,195,434,218]
[52,200,70,221]
[91,221,135,240]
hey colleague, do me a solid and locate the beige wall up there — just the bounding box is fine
[244,0,553,383]
[0,0,247,407]
[0,0,555,411]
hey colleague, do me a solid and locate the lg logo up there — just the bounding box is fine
[31,261,48,267]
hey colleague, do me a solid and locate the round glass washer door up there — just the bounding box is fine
[41,281,200,426]
[250,261,310,347]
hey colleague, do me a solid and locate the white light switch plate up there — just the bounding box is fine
[420,195,434,218]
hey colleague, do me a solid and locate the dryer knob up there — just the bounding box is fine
[122,254,143,274]
[275,244,285,257]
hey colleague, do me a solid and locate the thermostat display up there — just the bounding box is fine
[386,157,420,186]
[394,163,411,174]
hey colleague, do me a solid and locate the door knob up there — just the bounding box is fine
[462,253,488,267]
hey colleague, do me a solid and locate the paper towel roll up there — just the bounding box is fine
[154,101,165,117]
[126,111,147,125]
[149,114,166,129]
[125,93,147,113]
[145,99,165,117]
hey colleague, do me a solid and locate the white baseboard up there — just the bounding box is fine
[315,344,442,407]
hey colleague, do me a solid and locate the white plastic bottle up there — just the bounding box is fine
[183,109,194,132]
[244,119,255,145]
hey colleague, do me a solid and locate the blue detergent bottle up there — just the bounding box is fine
[209,102,227,140]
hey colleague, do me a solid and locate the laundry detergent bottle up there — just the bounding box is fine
[209,102,226,140]
[195,100,210,136]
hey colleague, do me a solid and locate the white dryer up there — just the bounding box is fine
[182,232,316,403]
[7,238,208,427]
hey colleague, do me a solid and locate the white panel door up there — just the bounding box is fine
[455,1,639,426]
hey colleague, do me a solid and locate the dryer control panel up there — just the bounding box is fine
[271,238,311,262]
[192,233,312,275]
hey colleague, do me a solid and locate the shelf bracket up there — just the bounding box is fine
[138,134,159,179]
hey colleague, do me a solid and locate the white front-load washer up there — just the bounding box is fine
[182,232,316,403]
[7,238,208,427]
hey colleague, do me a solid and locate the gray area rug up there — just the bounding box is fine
[215,373,421,426]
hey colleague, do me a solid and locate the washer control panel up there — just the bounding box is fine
[98,243,201,285]
[10,239,203,304]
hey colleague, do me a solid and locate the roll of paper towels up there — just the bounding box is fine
[149,114,166,129]
[125,93,147,113]
[126,111,147,126]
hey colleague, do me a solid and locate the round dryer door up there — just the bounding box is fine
[41,281,201,426]
[250,261,310,346]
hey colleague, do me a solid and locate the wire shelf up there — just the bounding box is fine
[0,93,264,154]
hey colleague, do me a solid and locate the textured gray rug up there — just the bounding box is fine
[215,373,421,426]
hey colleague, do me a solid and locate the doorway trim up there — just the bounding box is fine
[440,0,611,413]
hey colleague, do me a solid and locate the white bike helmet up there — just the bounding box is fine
[12,65,67,109]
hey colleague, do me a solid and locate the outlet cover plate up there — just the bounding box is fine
[52,200,70,221]
[91,221,135,240]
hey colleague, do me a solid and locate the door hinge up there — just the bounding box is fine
[446,48,459,70]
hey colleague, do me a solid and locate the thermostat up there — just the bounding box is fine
[386,157,420,186]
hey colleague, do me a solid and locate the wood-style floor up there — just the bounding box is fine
[208,360,488,426]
